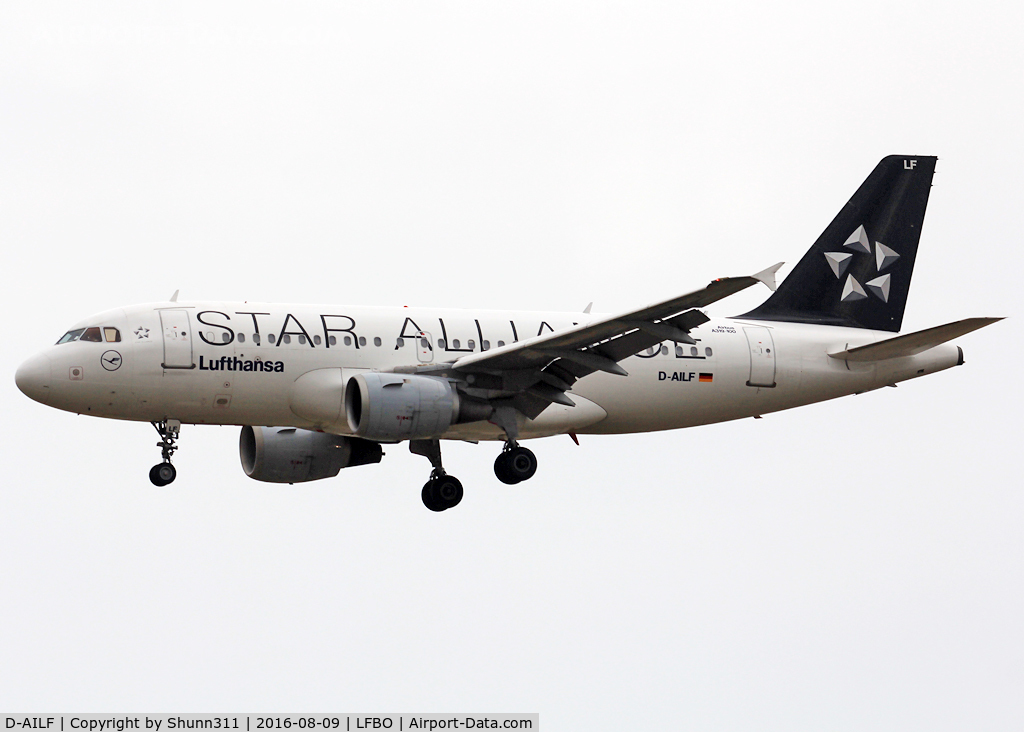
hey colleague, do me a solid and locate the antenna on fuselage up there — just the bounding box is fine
[170,290,179,302]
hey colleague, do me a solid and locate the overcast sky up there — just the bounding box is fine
[1,1,1021,729]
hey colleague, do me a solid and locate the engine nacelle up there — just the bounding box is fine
[239,426,383,483]
[346,373,465,440]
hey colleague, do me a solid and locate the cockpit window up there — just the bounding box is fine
[57,326,122,344]
[57,329,85,344]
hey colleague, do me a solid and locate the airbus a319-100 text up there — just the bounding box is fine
[15,156,1002,510]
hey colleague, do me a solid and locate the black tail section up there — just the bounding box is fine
[741,155,937,332]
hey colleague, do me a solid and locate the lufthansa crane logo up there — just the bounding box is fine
[100,350,123,371]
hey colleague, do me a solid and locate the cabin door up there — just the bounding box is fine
[160,310,195,369]
[744,326,776,387]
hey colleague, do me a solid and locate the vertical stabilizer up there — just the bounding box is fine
[740,155,937,332]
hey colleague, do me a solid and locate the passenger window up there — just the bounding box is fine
[690,346,698,356]
[373,337,382,347]
[268,334,276,344]
[237,333,246,344]
[675,345,684,357]
[482,340,490,350]
[329,336,337,346]
[396,337,405,348]
[104,327,121,343]
[438,339,447,349]
[80,327,102,342]
[222,332,231,343]
[453,339,461,349]
[57,329,85,344]
[497,340,505,347]
[343,336,352,346]
[468,340,476,350]
[253,333,261,345]
[314,335,321,346]
[298,335,306,345]
[661,345,669,356]
[358,336,366,347]
[284,335,293,344]
[705,347,713,357]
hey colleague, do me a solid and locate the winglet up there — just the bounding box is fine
[583,302,593,314]
[752,263,784,292]
[170,289,179,302]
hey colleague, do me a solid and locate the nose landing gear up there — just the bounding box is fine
[149,419,181,486]
[149,462,176,486]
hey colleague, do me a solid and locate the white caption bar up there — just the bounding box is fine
[2,716,538,732]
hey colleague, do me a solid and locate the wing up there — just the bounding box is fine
[401,263,783,419]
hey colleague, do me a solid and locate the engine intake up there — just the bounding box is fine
[239,426,382,483]
[346,373,455,440]
[346,373,490,440]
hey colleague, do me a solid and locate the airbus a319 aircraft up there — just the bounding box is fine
[16,156,1001,510]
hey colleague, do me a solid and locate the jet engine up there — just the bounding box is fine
[345,373,492,441]
[239,425,383,483]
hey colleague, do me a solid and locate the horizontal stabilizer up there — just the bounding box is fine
[828,317,1003,361]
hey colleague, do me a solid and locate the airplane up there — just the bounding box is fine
[15,155,1002,511]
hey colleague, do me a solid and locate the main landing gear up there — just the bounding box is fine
[149,419,181,486]
[493,442,538,485]
[489,403,538,486]
[410,437,540,511]
[422,471,464,513]
[410,439,463,512]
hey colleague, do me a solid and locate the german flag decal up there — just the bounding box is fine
[699,373,713,383]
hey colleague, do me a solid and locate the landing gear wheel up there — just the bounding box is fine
[495,446,537,484]
[435,475,464,509]
[149,463,176,486]
[150,420,181,487]
[494,452,521,485]
[421,475,464,512]
[421,481,445,512]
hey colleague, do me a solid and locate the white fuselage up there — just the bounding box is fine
[19,301,962,441]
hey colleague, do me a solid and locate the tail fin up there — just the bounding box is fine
[740,155,937,332]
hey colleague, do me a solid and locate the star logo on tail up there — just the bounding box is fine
[824,225,899,303]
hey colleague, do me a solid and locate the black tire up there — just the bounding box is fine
[421,481,446,512]
[149,463,176,486]
[494,452,521,485]
[435,475,463,509]
[506,446,538,482]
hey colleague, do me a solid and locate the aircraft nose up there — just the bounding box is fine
[15,353,52,405]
